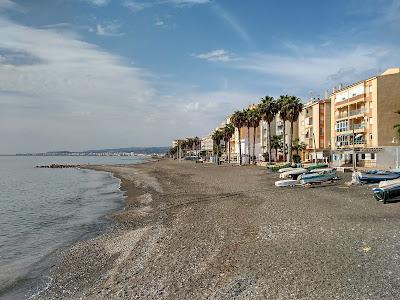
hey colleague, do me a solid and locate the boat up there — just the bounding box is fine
[279,168,308,179]
[372,178,400,203]
[355,171,400,184]
[275,179,300,187]
[307,163,329,171]
[278,167,296,173]
[309,168,334,173]
[298,169,337,185]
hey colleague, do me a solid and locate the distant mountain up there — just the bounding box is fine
[83,146,169,154]
[16,146,170,156]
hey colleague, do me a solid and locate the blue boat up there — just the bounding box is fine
[299,169,337,185]
[356,171,400,184]
[372,179,400,204]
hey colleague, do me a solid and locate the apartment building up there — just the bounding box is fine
[330,68,400,168]
[298,98,331,162]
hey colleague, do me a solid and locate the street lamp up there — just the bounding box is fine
[392,137,399,169]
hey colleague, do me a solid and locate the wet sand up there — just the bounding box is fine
[37,159,400,299]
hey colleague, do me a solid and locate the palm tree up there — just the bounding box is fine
[223,123,235,163]
[212,130,224,164]
[189,138,196,156]
[285,96,303,163]
[292,138,307,155]
[394,110,400,139]
[259,96,278,163]
[247,107,261,164]
[194,136,200,156]
[270,135,283,161]
[230,110,245,165]
[276,95,289,162]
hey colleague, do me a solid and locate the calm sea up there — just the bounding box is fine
[0,155,146,298]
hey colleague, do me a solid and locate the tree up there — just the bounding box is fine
[259,96,278,163]
[186,138,194,156]
[394,110,400,139]
[270,135,283,161]
[285,96,303,163]
[292,138,307,155]
[276,95,290,162]
[223,123,235,163]
[247,107,261,164]
[230,110,246,165]
[194,136,200,156]
[212,130,224,164]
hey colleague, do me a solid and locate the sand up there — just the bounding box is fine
[37,159,400,299]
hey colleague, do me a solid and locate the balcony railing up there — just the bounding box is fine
[349,108,366,116]
[353,123,365,130]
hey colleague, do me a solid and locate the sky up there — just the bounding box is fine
[0,0,399,153]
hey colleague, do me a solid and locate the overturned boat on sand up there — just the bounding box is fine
[354,171,400,184]
[298,169,337,185]
[279,168,308,179]
[372,178,400,204]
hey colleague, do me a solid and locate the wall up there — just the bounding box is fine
[377,73,400,146]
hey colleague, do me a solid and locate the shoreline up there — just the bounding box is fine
[10,159,400,299]
[0,164,141,300]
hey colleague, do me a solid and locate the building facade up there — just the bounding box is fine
[330,68,400,168]
[298,98,331,163]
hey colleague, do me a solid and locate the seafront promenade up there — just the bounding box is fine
[39,160,400,299]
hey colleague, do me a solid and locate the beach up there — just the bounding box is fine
[37,159,400,299]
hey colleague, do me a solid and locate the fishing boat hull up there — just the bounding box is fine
[356,172,400,184]
[275,179,299,187]
[279,168,308,179]
[299,171,337,184]
[372,180,400,203]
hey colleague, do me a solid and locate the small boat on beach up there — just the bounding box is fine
[298,169,337,185]
[279,168,308,179]
[372,178,400,203]
[307,163,329,171]
[355,171,400,184]
[274,179,300,187]
[278,167,296,173]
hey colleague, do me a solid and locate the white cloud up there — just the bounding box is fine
[94,22,124,36]
[0,0,16,11]
[193,49,233,62]
[163,0,210,5]
[0,17,155,152]
[154,20,165,26]
[85,0,110,6]
[122,0,152,12]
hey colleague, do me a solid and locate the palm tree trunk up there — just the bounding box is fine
[228,139,231,163]
[282,121,286,162]
[268,122,272,163]
[247,126,251,164]
[288,122,293,163]
[253,126,256,164]
[238,129,242,165]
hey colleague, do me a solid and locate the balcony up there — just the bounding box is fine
[353,123,365,130]
[349,108,366,117]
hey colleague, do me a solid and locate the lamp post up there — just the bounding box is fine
[392,137,399,169]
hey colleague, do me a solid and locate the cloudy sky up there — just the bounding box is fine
[0,0,399,153]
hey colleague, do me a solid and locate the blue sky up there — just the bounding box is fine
[0,0,399,153]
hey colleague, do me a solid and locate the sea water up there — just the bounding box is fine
[0,155,146,297]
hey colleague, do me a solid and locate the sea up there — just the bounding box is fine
[0,155,147,299]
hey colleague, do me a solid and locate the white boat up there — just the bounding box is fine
[278,167,295,173]
[309,168,334,173]
[279,168,308,179]
[379,178,400,188]
[275,179,300,187]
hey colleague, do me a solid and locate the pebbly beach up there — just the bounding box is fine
[34,159,400,299]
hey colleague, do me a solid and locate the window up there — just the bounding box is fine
[370,134,373,140]
[371,153,375,160]
[361,153,366,159]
